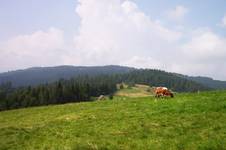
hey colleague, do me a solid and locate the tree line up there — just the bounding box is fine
[119,69,210,92]
[0,75,118,111]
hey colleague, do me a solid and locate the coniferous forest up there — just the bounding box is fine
[0,69,211,111]
[0,75,118,111]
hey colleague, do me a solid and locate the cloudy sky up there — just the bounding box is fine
[0,0,226,80]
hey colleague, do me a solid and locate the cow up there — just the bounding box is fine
[154,87,174,98]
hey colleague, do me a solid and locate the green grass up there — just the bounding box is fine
[1,91,226,149]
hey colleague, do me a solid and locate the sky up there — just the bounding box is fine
[0,0,226,80]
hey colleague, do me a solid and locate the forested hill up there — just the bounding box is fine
[173,73,226,90]
[185,76,226,89]
[0,65,225,90]
[119,69,210,92]
[0,65,134,87]
[0,70,210,111]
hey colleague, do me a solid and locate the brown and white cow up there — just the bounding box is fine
[154,87,174,98]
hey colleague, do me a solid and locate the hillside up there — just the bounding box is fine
[0,71,211,111]
[0,65,226,90]
[186,76,226,89]
[115,84,154,97]
[0,65,134,87]
[0,69,213,111]
[174,73,226,89]
[120,69,210,92]
[0,90,226,149]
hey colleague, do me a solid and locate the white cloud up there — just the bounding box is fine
[182,29,226,61]
[167,5,188,22]
[221,14,226,27]
[72,0,181,66]
[0,27,65,71]
[175,29,226,80]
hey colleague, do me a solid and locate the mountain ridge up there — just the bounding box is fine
[0,65,135,87]
[0,65,226,89]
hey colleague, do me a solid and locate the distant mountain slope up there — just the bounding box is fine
[120,69,210,92]
[173,73,226,89]
[0,65,225,90]
[0,65,134,87]
[185,76,226,89]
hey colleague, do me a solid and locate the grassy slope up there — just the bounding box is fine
[1,91,226,150]
[115,84,153,97]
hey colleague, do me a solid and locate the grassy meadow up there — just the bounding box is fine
[0,88,226,149]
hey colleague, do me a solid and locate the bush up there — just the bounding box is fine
[109,94,114,100]
[119,84,124,89]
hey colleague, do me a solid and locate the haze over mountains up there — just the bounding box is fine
[0,65,226,90]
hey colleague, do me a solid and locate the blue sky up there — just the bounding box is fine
[137,0,226,33]
[0,0,79,40]
[1,0,225,40]
[0,0,226,80]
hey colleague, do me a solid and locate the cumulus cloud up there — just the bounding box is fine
[175,29,226,80]
[72,0,181,66]
[0,28,65,71]
[182,29,226,61]
[167,5,188,22]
